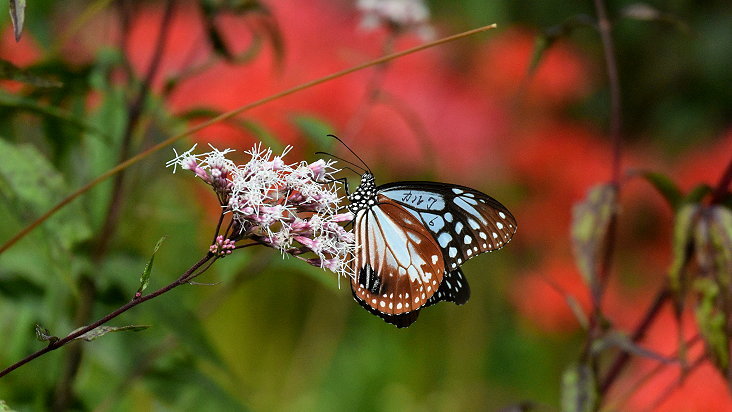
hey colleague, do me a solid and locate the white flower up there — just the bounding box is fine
[357,0,435,39]
[170,143,356,280]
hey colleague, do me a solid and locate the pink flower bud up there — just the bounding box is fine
[332,212,354,222]
[308,159,327,180]
[294,235,321,253]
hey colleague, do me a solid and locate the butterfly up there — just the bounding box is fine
[344,165,517,328]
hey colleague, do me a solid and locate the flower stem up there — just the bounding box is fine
[600,286,670,394]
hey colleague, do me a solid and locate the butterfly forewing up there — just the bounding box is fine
[351,195,446,315]
[378,182,517,270]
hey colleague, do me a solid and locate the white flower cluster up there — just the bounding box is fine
[168,144,356,280]
[357,0,434,39]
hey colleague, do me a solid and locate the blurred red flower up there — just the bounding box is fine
[618,308,732,411]
[0,28,42,92]
[120,0,516,180]
[676,129,732,194]
[471,27,593,108]
[510,257,591,333]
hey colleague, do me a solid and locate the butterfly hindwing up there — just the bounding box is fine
[351,288,422,328]
[378,182,517,270]
[424,267,470,307]
[351,268,469,328]
[350,195,446,316]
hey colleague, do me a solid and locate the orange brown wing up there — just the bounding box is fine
[351,195,446,318]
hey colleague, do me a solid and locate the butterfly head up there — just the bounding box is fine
[347,172,377,214]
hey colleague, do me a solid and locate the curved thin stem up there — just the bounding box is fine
[593,0,622,301]
[0,24,498,255]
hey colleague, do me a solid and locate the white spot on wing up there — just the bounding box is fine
[437,232,451,248]
[468,218,480,229]
[455,222,464,233]
[407,232,422,243]
[407,265,419,281]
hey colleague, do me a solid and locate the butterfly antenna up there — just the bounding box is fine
[327,134,372,174]
[315,151,367,174]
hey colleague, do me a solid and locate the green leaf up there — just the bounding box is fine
[177,107,285,151]
[708,206,732,287]
[561,362,598,412]
[138,236,167,296]
[72,324,150,342]
[0,59,62,88]
[0,139,92,250]
[145,359,250,411]
[0,93,110,140]
[8,0,25,42]
[0,399,17,412]
[34,323,58,343]
[638,171,683,210]
[684,184,713,204]
[529,15,594,78]
[692,206,732,375]
[620,3,690,33]
[668,204,699,298]
[239,119,284,152]
[150,302,227,369]
[571,184,617,292]
[694,276,728,372]
[290,114,335,145]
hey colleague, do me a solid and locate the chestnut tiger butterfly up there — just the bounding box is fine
[323,136,517,328]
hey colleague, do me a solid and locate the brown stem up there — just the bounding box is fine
[710,155,732,204]
[0,253,214,379]
[592,0,623,301]
[95,0,176,258]
[593,0,622,185]
[600,286,670,394]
